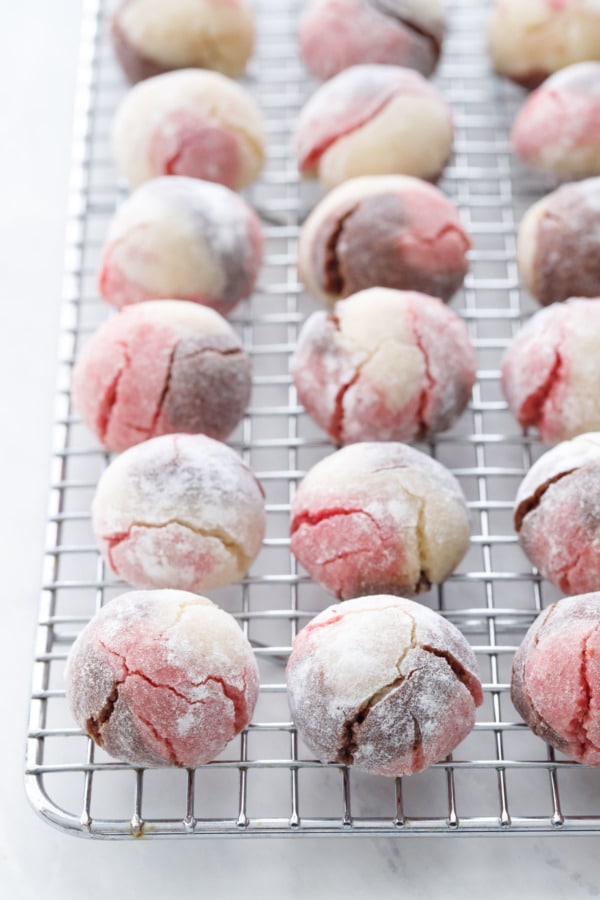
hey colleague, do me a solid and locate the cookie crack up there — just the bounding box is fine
[103,518,250,574]
[514,468,577,531]
[421,644,481,704]
[322,205,359,296]
[368,1,442,58]
[409,305,436,438]
[85,682,121,747]
[97,339,131,442]
[518,347,563,432]
[578,625,600,758]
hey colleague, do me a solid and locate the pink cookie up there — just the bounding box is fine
[112,69,265,190]
[66,589,259,767]
[512,62,600,180]
[93,434,266,592]
[501,298,600,442]
[299,0,445,82]
[298,175,470,305]
[518,177,600,306]
[292,288,476,444]
[73,301,251,453]
[295,64,454,191]
[98,177,263,315]
[488,0,600,89]
[515,433,600,594]
[111,0,256,83]
[290,442,470,600]
[511,593,600,764]
[287,595,483,776]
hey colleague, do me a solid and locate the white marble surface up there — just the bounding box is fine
[2,2,600,898]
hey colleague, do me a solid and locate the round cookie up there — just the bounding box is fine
[112,69,265,190]
[92,433,266,592]
[501,298,600,442]
[488,0,600,89]
[298,175,470,305]
[514,433,600,595]
[511,62,600,180]
[299,0,445,82]
[295,64,454,191]
[98,177,263,315]
[518,177,600,306]
[287,595,483,776]
[511,593,600,765]
[290,442,470,600]
[292,288,476,444]
[73,301,252,453]
[111,0,256,83]
[66,589,259,767]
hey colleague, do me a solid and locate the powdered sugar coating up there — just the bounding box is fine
[73,300,252,452]
[292,288,476,444]
[290,442,470,599]
[92,433,266,592]
[512,62,600,179]
[295,64,453,190]
[488,0,600,88]
[514,432,600,594]
[111,0,255,83]
[66,589,260,767]
[298,175,470,305]
[98,177,263,315]
[511,593,600,764]
[501,298,600,441]
[518,177,600,306]
[287,595,482,776]
[299,0,445,82]
[112,69,265,190]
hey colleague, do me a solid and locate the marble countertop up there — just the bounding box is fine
[2,2,600,897]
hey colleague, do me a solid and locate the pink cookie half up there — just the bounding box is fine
[112,69,265,190]
[92,433,266,593]
[515,432,600,595]
[73,301,251,453]
[512,593,600,764]
[511,62,600,180]
[501,298,600,442]
[299,0,445,82]
[66,590,259,767]
[292,288,476,444]
[98,177,263,315]
[290,442,470,600]
[295,64,453,190]
[287,595,482,776]
[298,175,470,305]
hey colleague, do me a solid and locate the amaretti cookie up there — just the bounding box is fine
[298,175,470,305]
[518,177,600,306]
[66,589,259,767]
[111,0,256,83]
[292,288,476,444]
[511,593,600,765]
[92,434,266,592]
[290,442,470,600]
[73,301,251,453]
[512,63,600,180]
[98,177,263,315]
[501,298,600,442]
[287,595,483,776]
[514,433,600,595]
[295,64,454,191]
[488,0,600,89]
[299,0,445,82]
[112,69,265,190]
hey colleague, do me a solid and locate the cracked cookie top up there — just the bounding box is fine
[511,593,600,764]
[92,433,266,592]
[66,588,259,767]
[287,595,482,776]
[290,441,470,599]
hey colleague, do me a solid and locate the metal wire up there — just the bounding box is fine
[24,0,600,838]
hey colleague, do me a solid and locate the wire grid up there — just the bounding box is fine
[24,0,600,839]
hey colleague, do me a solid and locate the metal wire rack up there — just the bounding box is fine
[24,0,600,839]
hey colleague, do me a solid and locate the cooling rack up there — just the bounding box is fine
[25,0,600,839]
